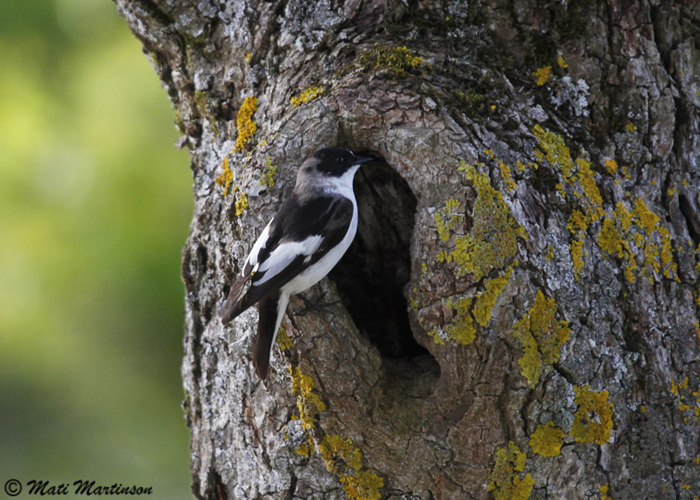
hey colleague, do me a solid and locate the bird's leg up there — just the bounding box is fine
[294,291,340,316]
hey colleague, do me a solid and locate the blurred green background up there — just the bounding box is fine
[0,0,192,497]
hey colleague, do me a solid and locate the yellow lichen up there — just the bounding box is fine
[434,198,462,242]
[533,127,604,282]
[319,435,384,500]
[287,366,383,500]
[290,85,326,107]
[597,216,624,257]
[557,56,568,69]
[429,269,512,346]
[234,191,249,217]
[295,443,312,457]
[339,470,384,500]
[512,291,570,388]
[499,159,517,192]
[431,162,522,346]
[569,238,585,277]
[574,157,604,223]
[567,210,588,235]
[534,125,677,282]
[534,66,553,86]
[357,44,431,78]
[545,245,555,262]
[570,385,614,444]
[319,434,363,472]
[277,328,293,351]
[233,96,258,152]
[488,442,535,500]
[599,484,612,500]
[289,365,326,430]
[625,122,638,133]
[597,198,678,282]
[473,270,512,326]
[444,297,476,345]
[215,156,234,197]
[604,158,618,174]
[529,421,565,457]
[259,156,278,188]
[670,377,700,424]
[532,127,566,167]
[441,162,523,280]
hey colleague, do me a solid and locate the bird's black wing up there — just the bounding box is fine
[220,192,353,324]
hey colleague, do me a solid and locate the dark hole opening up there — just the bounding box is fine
[329,156,440,388]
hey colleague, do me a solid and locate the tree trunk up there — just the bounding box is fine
[114,0,700,498]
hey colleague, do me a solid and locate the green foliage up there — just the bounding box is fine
[0,1,191,497]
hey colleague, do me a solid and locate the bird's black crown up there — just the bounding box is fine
[313,147,364,177]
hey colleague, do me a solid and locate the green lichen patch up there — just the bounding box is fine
[512,290,570,388]
[570,385,614,445]
[259,156,278,189]
[529,421,565,457]
[487,442,535,500]
[356,44,432,79]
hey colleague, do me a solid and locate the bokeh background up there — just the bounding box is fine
[1,0,192,497]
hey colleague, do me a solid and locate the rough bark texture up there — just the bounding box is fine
[114,0,700,498]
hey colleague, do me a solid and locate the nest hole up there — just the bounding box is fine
[329,156,440,392]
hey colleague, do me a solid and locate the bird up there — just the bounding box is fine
[220,147,374,379]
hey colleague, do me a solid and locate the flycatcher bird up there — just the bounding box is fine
[220,147,373,379]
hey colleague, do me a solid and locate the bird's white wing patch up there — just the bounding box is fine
[245,219,273,271]
[256,234,324,284]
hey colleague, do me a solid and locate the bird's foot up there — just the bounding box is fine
[294,291,340,316]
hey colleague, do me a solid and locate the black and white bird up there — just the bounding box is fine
[220,147,373,379]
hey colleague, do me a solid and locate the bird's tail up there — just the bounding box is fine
[253,291,288,380]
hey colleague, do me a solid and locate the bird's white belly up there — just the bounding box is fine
[282,202,358,296]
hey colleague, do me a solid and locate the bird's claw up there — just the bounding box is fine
[294,291,340,316]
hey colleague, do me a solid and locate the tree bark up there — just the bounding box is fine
[114,0,700,498]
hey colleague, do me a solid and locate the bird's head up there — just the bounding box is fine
[295,147,373,192]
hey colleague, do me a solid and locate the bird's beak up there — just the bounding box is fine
[353,156,374,165]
